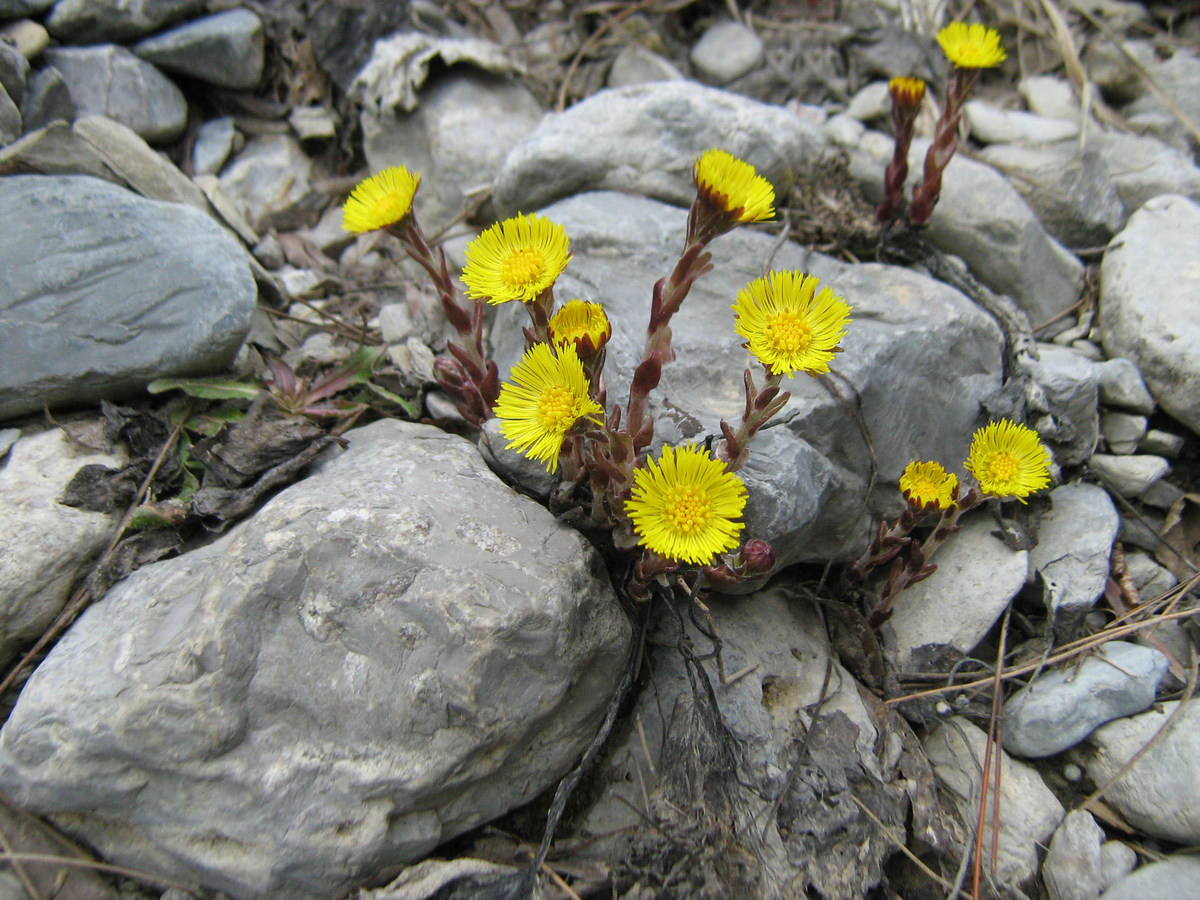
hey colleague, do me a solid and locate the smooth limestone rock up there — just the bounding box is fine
[1088,454,1169,499]
[1027,343,1099,466]
[483,191,1005,566]
[1084,700,1200,845]
[1099,855,1200,900]
[0,174,255,420]
[217,133,315,232]
[41,45,187,144]
[925,718,1064,894]
[45,0,205,44]
[1097,358,1155,415]
[492,81,825,218]
[885,514,1029,673]
[0,419,632,900]
[1100,195,1200,436]
[1002,642,1168,758]
[1042,810,1105,900]
[1091,131,1200,213]
[0,428,124,668]
[133,8,264,91]
[964,100,1079,144]
[689,19,764,85]
[1029,482,1119,635]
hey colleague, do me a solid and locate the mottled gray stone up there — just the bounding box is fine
[486,191,1005,566]
[360,68,543,237]
[42,45,187,144]
[1123,550,1178,600]
[1100,195,1200,436]
[689,19,763,85]
[1031,482,1120,635]
[851,131,1085,326]
[965,100,1079,144]
[1139,429,1183,458]
[1099,842,1137,893]
[1089,454,1169,499]
[1003,642,1167,758]
[0,37,28,108]
[0,175,255,419]
[1122,46,1200,150]
[606,43,684,88]
[0,81,17,146]
[1101,411,1147,454]
[978,142,1126,250]
[1085,701,1200,844]
[1098,357,1155,415]
[18,65,75,133]
[1027,343,1099,466]
[1091,131,1200,212]
[134,9,264,91]
[191,115,239,176]
[45,0,204,43]
[886,514,1029,672]
[493,81,825,219]
[0,419,631,900]
[217,133,316,232]
[0,428,124,668]
[925,718,1064,893]
[1100,855,1200,900]
[1043,810,1105,900]
[1018,75,1081,121]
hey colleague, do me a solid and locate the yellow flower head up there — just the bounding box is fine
[493,343,603,473]
[625,444,747,566]
[549,299,611,355]
[693,149,775,224]
[964,419,1052,502]
[937,22,1007,69]
[732,271,852,377]
[899,460,958,509]
[461,213,572,305]
[342,166,421,233]
[888,76,927,109]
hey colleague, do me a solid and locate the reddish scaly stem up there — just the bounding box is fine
[717,367,791,471]
[909,67,980,226]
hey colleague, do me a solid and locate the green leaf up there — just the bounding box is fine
[185,404,246,437]
[129,506,177,531]
[363,382,420,418]
[147,377,261,401]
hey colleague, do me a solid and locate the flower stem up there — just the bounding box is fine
[909,67,979,226]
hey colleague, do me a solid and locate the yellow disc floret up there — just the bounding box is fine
[964,419,1052,501]
[461,213,572,304]
[732,271,852,377]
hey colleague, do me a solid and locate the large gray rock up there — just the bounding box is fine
[492,81,825,217]
[0,175,255,420]
[0,419,631,900]
[485,192,1005,565]
[925,718,1064,893]
[45,0,204,43]
[1002,641,1168,758]
[0,428,124,668]
[1084,700,1200,844]
[41,45,187,144]
[1100,856,1200,900]
[850,131,1085,326]
[1030,482,1120,635]
[133,9,264,91]
[1099,195,1200,436]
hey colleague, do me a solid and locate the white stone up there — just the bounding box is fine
[1099,855,1200,900]
[689,20,763,85]
[1101,411,1147,454]
[1089,454,1169,498]
[1043,810,1105,900]
[965,99,1080,144]
[845,81,891,121]
[1097,358,1155,415]
[606,44,683,87]
[1018,75,1081,121]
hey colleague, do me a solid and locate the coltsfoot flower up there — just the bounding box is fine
[899,460,958,509]
[964,419,1051,501]
[493,342,602,472]
[937,22,1007,69]
[693,149,775,224]
[733,271,852,377]
[342,166,421,233]
[549,299,611,355]
[461,213,572,304]
[888,76,927,109]
[625,444,747,565]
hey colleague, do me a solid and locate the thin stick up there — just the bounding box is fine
[850,793,956,892]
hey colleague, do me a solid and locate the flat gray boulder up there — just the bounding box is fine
[0,174,255,420]
[0,419,631,899]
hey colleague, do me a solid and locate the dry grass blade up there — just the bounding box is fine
[971,608,1010,899]
[0,852,197,894]
[849,793,956,892]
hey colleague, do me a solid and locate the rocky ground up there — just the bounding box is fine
[2,0,1200,898]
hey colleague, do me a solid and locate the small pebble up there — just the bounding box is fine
[252,233,286,270]
[1062,762,1083,782]
[379,303,414,344]
[1141,478,1183,510]
[1069,339,1105,361]
[1098,358,1156,414]
[1089,453,1169,498]
[1100,411,1148,454]
[1099,841,1138,892]
[1138,429,1184,458]
[689,20,763,85]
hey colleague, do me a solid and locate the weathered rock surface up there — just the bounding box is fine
[1099,855,1200,900]
[1043,810,1105,900]
[1002,642,1167,758]
[0,427,124,668]
[216,133,316,232]
[0,419,632,900]
[1084,700,1200,844]
[0,174,256,420]
[492,81,825,217]
[133,8,264,91]
[1099,194,1200,436]
[45,0,204,44]
[484,191,1005,565]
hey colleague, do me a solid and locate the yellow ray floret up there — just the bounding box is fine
[964,419,1051,501]
[937,22,1007,69]
[493,343,603,472]
[549,299,611,353]
[693,149,775,224]
[732,271,852,377]
[461,213,572,304]
[899,460,958,509]
[342,166,421,233]
[625,444,747,566]
[888,76,927,108]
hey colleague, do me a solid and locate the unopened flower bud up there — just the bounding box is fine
[737,539,776,575]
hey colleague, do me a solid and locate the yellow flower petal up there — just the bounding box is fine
[888,76,927,109]
[899,460,958,509]
[693,149,775,224]
[937,22,1006,69]
[625,444,747,566]
[493,343,603,472]
[732,271,852,377]
[461,213,572,304]
[342,166,421,233]
[964,419,1052,501]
